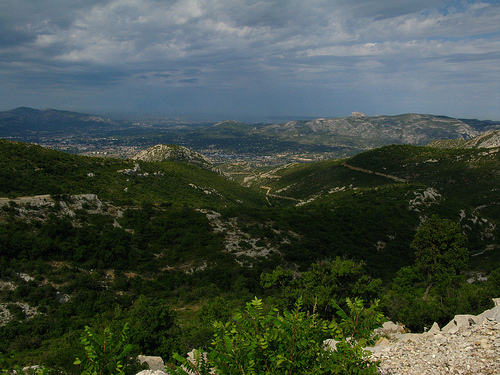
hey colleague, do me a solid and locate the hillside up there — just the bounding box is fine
[243,144,500,269]
[1,138,499,273]
[428,129,500,149]
[1,138,499,372]
[0,139,261,209]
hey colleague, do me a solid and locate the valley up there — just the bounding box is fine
[0,108,500,373]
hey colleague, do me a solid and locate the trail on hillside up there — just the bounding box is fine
[342,163,407,183]
[261,186,301,202]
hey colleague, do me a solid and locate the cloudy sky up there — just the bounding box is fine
[1,0,499,121]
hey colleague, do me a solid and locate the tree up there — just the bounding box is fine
[128,296,178,359]
[410,215,468,298]
[260,258,382,319]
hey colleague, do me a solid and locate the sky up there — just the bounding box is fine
[0,0,499,122]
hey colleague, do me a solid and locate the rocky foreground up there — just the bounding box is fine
[371,299,500,375]
[138,299,500,375]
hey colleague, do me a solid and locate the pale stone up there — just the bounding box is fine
[428,322,440,334]
[375,337,391,346]
[138,355,165,372]
[442,315,476,334]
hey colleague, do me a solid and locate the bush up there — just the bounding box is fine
[74,324,139,375]
[171,297,383,375]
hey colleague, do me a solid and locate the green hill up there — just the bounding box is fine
[0,139,264,209]
[1,139,499,370]
[243,144,500,270]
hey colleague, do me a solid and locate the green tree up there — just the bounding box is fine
[261,258,382,319]
[128,296,178,359]
[383,216,478,331]
[411,215,468,298]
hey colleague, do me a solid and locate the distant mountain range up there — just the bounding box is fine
[246,112,500,149]
[1,107,500,159]
[0,107,128,133]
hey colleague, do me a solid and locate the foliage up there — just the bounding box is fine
[383,216,494,331]
[171,297,383,375]
[348,144,500,223]
[0,139,266,209]
[74,324,137,375]
[273,186,422,278]
[261,258,382,319]
[1,138,499,367]
[411,215,468,295]
[127,296,179,360]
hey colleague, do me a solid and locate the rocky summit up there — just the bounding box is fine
[131,144,218,172]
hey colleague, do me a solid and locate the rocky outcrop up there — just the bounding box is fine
[370,299,500,374]
[429,130,500,149]
[131,144,217,172]
[0,194,121,222]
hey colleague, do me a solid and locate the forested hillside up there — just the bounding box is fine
[0,139,499,373]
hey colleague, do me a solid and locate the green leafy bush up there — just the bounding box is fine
[74,324,136,375]
[261,258,382,319]
[172,297,383,375]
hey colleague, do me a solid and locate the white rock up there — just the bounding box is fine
[138,355,165,372]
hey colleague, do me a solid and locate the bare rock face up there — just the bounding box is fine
[463,130,500,148]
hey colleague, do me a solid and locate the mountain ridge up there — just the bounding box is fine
[1,107,499,159]
[256,112,490,146]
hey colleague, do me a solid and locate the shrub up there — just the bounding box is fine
[74,324,136,375]
[171,297,383,375]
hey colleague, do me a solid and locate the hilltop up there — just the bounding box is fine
[131,144,219,173]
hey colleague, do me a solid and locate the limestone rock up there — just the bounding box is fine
[137,355,165,372]
[371,298,500,375]
[442,314,477,334]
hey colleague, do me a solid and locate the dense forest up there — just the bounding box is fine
[0,139,499,374]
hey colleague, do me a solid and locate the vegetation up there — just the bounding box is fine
[384,216,494,331]
[172,297,383,375]
[0,139,499,373]
[74,324,139,375]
